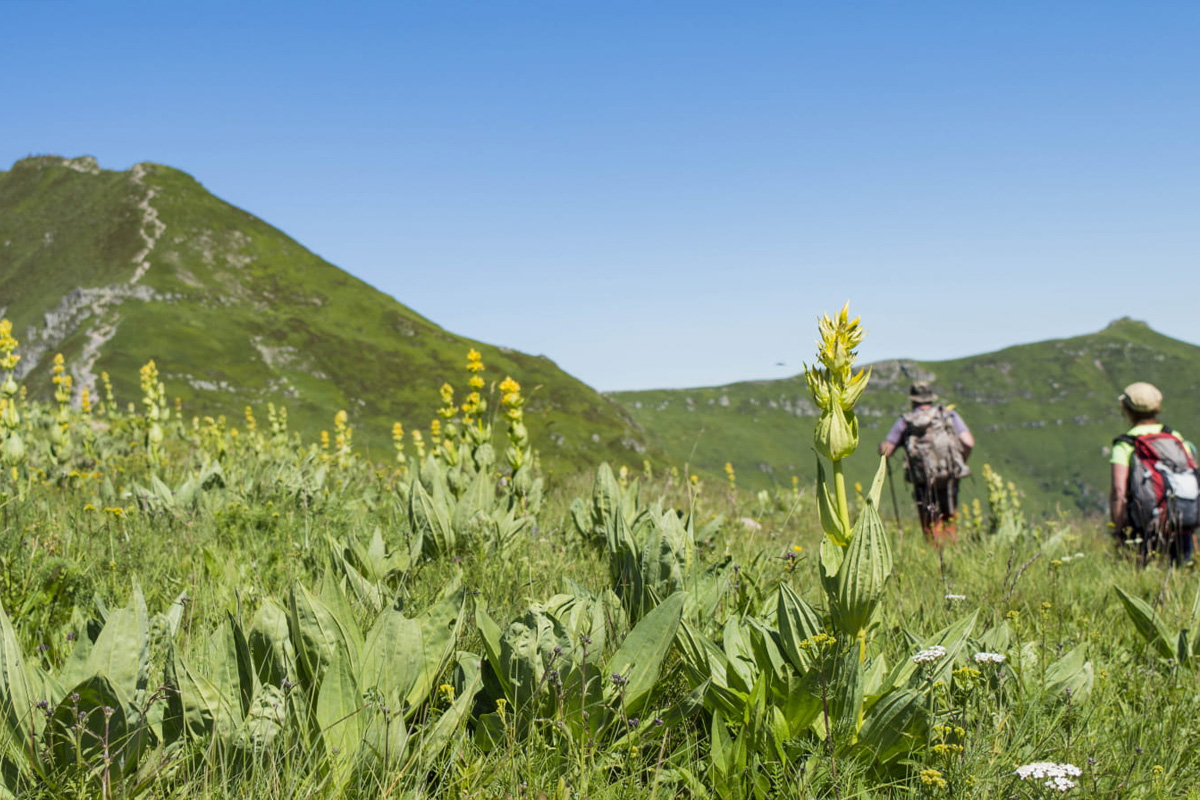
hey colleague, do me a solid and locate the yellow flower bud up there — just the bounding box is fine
[814,403,859,461]
[804,304,869,462]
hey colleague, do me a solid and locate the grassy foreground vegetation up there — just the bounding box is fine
[0,313,1198,799]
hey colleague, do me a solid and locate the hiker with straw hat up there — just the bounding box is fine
[1110,381,1199,565]
[879,381,975,544]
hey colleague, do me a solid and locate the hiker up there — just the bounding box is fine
[1109,382,1199,565]
[878,382,974,542]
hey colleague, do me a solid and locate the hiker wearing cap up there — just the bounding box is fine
[879,382,975,543]
[1110,382,1200,565]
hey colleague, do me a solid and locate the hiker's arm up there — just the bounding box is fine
[1110,463,1129,531]
[879,417,906,458]
[958,430,975,461]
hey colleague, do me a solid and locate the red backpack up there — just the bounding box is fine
[1114,427,1200,535]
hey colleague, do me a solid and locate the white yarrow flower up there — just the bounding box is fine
[1015,762,1082,793]
[912,645,947,665]
[974,651,1007,664]
[945,593,966,601]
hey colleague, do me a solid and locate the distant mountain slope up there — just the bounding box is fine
[609,319,1200,515]
[0,155,651,471]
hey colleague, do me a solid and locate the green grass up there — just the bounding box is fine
[1,386,1200,797]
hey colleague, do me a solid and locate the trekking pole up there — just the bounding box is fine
[891,361,915,539]
[885,455,903,534]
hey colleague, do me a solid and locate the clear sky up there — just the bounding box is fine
[3,1,1198,390]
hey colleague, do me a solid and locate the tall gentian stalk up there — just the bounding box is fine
[805,304,870,542]
[805,304,892,670]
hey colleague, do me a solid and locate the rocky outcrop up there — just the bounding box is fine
[129,163,166,285]
[16,285,158,382]
[868,359,936,388]
[61,156,101,175]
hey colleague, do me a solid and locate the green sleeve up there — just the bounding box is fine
[1110,439,1133,466]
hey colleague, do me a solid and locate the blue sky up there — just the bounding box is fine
[3,2,1198,390]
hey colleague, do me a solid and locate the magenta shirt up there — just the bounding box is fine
[885,407,969,446]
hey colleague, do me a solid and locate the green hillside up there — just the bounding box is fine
[7,155,1196,512]
[0,155,651,472]
[609,319,1200,516]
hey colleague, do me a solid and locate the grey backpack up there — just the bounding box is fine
[902,405,969,488]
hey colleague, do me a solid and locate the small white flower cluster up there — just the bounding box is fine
[945,593,966,601]
[974,651,1007,664]
[1015,761,1082,792]
[1059,552,1086,563]
[912,645,947,665]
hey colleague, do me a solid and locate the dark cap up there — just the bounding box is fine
[909,382,937,404]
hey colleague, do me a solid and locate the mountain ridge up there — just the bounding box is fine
[609,317,1200,514]
[0,154,653,472]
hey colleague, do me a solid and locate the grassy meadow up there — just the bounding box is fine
[0,314,1197,800]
